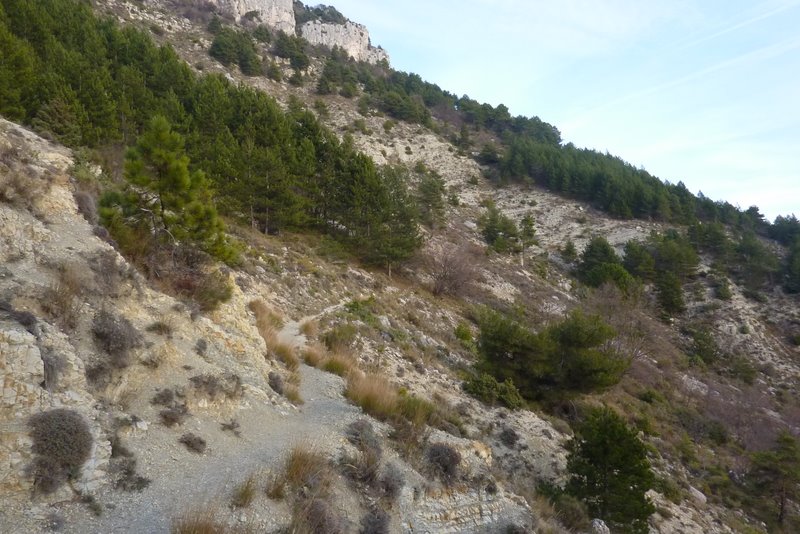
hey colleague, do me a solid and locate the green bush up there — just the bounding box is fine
[463,373,523,409]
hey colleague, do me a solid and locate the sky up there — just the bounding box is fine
[329,0,800,221]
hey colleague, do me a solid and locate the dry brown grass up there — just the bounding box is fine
[41,261,86,330]
[272,341,300,371]
[171,509,229,534]
[321,352,357,377]
[268,445,333,500]
[299,319,318,337]
[285,384,303,405]
[248,299,284,340]
[345,372,400,421]
[302,344,327,367]
[231,474,258,508]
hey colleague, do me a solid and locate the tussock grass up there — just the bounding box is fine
[171,509,229,534]
[322,352,357,377]
[269,445,332,499]
[231,474,257,508]
[302,344,327,367]
[285,384,303,405]
[248,299,284,340]
[299,319,318,337]
[345,373,400,421]
[271,341,299,371]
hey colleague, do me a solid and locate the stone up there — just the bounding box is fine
[689,485,707,505]
[300,20,389,64]
[590,518,611,534]
[209,0,295,33]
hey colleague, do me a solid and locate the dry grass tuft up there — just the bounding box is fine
[284,384,304,405]
[271,341,300,371]
[231,474,258,508]
[249,299,284,339]
[345,373,400,421]
[171,509,230,534]
[268,445,333,500]
[321,352,357,377]
[302,344,327,367]
[299,319,318,337]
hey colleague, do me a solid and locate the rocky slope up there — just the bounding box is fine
[2,1,799,533]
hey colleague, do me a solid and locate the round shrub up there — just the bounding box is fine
[28,409,93,493]
[426,442,461,484]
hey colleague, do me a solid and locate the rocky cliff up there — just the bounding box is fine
[210,0,295,33]
[300,19,389,64]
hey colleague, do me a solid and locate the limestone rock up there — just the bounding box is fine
[591,518,611,534]
[211,0,294,32]
[300,20,389,64]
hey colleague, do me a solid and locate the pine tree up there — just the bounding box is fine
[750,431,800,525]
[566,407,655,533]
[102,116,236,263]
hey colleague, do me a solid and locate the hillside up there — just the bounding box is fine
[1,1,800,533]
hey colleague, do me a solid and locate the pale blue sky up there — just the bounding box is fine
[330,0,800,220]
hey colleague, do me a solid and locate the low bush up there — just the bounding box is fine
[377,463,405,501]
[189,373,243,400]
[178,433,207,454]
[426,442,461,484]
[290,498,346,534]
[91,309,143,368]
[360,508,390,534]
[151,388,176,406]
[192,270,233,312]
[463,373,524,409]
[28,409,93,494]
[160,404,189,427]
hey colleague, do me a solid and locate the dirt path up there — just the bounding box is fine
[57,310,359,534]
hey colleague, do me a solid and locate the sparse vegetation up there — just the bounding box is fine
[426,442,461,484]
[231,475,257,508]
[178,433,207,454]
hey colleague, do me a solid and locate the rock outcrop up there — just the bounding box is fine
[211,0,295,33]
[300,20,389,64]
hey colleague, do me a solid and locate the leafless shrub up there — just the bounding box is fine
[0,164,52,213]
[195,338,208,356]
[377,463,405,501]
[220,419,241,437]
[178,433,206,454]
[189,373,243,400]
[151,388,176,406]
[91,309,143,368]
[426,442,461,484]
[160,404,189,427]
[426,243,480,297]
[41,262,86,330]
